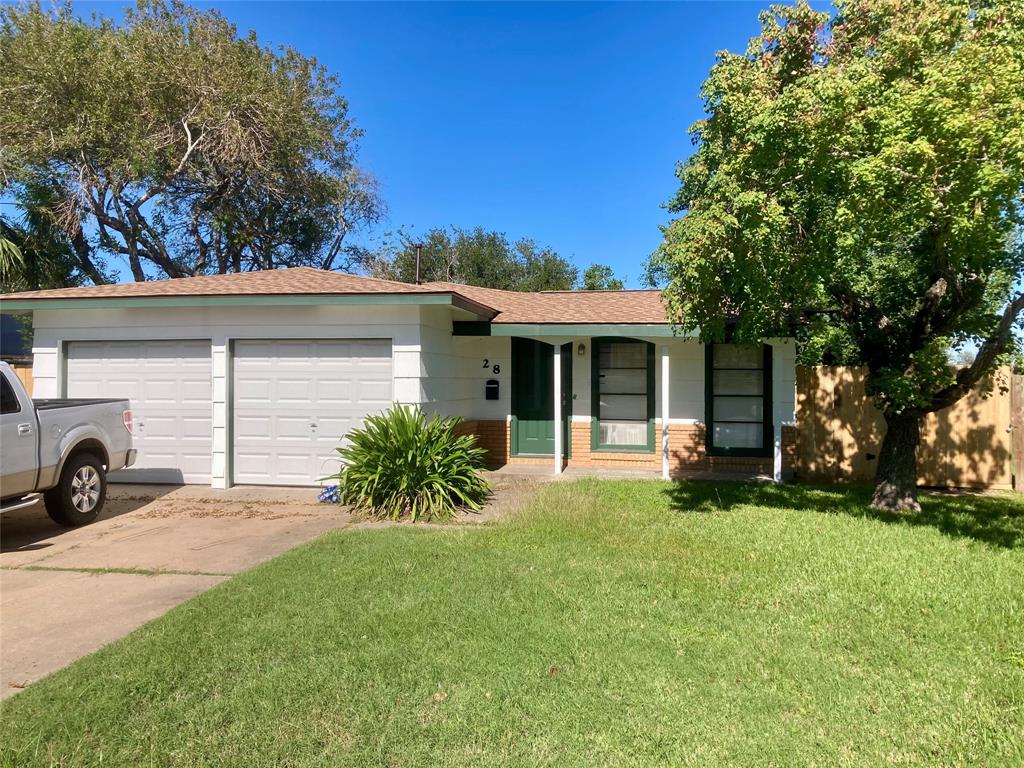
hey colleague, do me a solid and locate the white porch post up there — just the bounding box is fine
[772,419,783,483]
[661,345,670,480]
[553,342,563,475]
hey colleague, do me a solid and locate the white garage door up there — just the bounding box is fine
[66,340,213,484]
[232,339,393,486]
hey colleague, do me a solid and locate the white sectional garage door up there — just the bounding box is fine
[66,340,213,484]
[232,339,393,486]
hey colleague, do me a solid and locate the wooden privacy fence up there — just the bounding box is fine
[796,366,1020,490]
[7,362,32,397]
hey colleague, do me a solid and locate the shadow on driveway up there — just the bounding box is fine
[0,484,183,554]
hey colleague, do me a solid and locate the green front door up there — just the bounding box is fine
[511,338,571,456]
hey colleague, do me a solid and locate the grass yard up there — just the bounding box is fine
[2,480,1023,767]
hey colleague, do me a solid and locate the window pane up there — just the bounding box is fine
[713,396,763,422]
[713,422,763,449]
[600,394,647,421]
[600,342,646,368]
[597,340,648,447]
[599,421,648,446]
[1,377,20,414]
[713,369,763,396]
[599,369,646,394]
[713,344,762,369]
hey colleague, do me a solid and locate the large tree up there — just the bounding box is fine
[650,0,1024,510]
[367,227,578,291]
[0,0,381,282]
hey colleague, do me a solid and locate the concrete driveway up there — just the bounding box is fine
[0,484,351,699]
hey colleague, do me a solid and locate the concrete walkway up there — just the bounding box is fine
[0,484,350,699]
[487,464,774,482]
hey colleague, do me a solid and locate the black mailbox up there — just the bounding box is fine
[485,379,499,401]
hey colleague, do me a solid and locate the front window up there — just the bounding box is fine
[706,343,772,456]
[593,339,653,450]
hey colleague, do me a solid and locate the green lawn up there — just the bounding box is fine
[2,480,1023,767]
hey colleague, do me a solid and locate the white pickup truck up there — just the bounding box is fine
[0,361,136,526]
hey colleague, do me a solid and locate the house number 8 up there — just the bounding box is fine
[482,359,500,374]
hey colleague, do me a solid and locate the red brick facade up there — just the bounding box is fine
[461,419,798,477]
[455,420,510,470]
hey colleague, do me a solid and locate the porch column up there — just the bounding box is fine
[661,345,670,480]
[553,342,563,475]
[773,423,783,483]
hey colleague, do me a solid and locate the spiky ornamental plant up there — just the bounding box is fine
[332,406,490,522]
[651,0,1024,511]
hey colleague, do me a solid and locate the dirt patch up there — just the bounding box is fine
[138,500,322,520]
[325,472,545,528]
[455,473,544,524]
[129,490,327,521]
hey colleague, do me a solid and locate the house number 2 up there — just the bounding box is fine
[482,359,500,374]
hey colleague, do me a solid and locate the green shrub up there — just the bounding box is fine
[332,405,490,521]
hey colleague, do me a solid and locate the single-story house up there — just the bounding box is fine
[1,268,797,487]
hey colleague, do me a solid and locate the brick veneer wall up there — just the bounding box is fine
[456,420,509,470]
[460,420,798,477]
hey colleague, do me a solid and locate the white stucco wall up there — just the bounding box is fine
[414,307,513,420]
[770,339,798,428]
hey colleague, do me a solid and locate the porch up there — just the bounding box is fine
[446,326,798,481]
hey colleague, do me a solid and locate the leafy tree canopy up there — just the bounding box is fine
[581,263,625,291]
[649,0,1024,509]
[366,227,579,291]
[0,0,381,282]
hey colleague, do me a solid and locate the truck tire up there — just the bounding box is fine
[44,453,107,527]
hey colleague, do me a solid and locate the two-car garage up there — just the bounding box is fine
[65,338,393,487]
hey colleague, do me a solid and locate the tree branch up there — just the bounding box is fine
[69,227,107,285]
[926,292,1024,412]
[133,113,206,210]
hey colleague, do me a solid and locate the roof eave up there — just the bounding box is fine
[462,322,687,337]
[0,291,498,319]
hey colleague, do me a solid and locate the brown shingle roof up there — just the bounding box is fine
[420,282,668,324]
[0,267,670,325]
[0,267,435,299]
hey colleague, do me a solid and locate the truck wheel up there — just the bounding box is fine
[44,453,107,527]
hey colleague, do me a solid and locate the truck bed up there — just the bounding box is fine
[33,398,129,410]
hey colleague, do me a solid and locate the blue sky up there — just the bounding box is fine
[75,1,776,287]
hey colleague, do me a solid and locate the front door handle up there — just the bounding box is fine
[17,423,32,436]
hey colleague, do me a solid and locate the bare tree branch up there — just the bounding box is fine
[926,292,1024,412]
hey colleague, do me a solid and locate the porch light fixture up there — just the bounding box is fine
[577,343,585,356]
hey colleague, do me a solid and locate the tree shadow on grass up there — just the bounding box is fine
[662,480,1024,550]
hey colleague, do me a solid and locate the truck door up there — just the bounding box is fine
[0,371,38,498]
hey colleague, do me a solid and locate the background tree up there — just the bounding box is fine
[0,184,108,293]
[649,0,1024,511]
[581,264,625,291]
[0,0,381,282]
[367,227,578,291]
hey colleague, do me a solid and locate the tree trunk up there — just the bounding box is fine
[871,411,922,512]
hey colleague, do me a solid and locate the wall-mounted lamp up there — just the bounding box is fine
[577,343,586,356]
